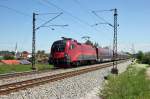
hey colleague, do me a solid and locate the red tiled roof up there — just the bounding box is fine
[1,60,20,65]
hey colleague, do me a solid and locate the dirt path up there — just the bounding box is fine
[146,67,150,79]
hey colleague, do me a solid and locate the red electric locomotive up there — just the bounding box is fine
[49,37,114,68]
[49,37,97,67]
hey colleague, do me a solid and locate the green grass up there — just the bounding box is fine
[0,64,53,74]
[100,64,150,99]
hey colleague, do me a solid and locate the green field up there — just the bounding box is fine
[0,64,53,74]
[100,63,150,99]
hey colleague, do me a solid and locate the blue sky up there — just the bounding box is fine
[0,0,150,53]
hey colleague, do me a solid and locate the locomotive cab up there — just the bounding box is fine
[49,38,72,67]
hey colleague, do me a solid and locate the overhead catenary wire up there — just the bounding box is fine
[0,4,33,52]
[92,9,113,12]
[92,11,112,25]
[72,0,99,27]
[36,0,106,38]
[41,0,92,27]
[0,2,67,30]
[72,0,91,15]
[72,0,114,39]
[72,0,109,33]
[0,4,46,22]
[0,4,31,17]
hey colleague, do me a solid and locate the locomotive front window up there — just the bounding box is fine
[52,40,66,52]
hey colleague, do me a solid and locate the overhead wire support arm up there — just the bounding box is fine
[35,12,63,30]
[36,12,62,15]
[40,24,68,30]
[91,22,114,27]
[47,24,68,27]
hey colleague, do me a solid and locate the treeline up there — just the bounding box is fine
[136,51,150,64]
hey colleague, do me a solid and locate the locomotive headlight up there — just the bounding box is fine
[64,53,68,57]
[64,53,70,62]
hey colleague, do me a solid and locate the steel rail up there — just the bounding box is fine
[0,60,128,95]
[0,61,121,79]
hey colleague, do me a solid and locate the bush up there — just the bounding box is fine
[100,65,150,99]
[3,55,15,60]
[136,51,150,65]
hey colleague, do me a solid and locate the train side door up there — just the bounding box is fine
[68,43,77,61]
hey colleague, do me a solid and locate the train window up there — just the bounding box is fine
[51,40,66,52]
[69,44,75,50]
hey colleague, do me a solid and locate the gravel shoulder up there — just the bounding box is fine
[80,60,131,99]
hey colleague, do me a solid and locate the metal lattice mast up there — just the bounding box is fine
[112,8,118,73]
[32,13,37,70]
[31,12,67,70]
[92,8,119,74]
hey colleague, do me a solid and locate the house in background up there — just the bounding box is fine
[21,51,29,59]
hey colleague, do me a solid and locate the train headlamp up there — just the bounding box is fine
[64,53,68,57]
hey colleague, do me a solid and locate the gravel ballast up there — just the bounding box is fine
[0,61,131,99]
[0,63,110,85]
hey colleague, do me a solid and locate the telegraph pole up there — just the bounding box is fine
[111,8,118,74]
[32,13,37,70]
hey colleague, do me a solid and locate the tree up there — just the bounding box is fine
[36,50,48,64]
[94,42,99,48]
[136,51,150,65]
[136,51,144,62]
[142,52,150,64]
[85,40,93,46]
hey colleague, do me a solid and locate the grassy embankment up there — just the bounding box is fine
[100,63,150,99]
[0,64,53,74]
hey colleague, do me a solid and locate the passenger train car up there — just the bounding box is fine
[48,37,127,68]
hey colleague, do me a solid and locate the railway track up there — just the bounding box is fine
[0,60,128,95]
